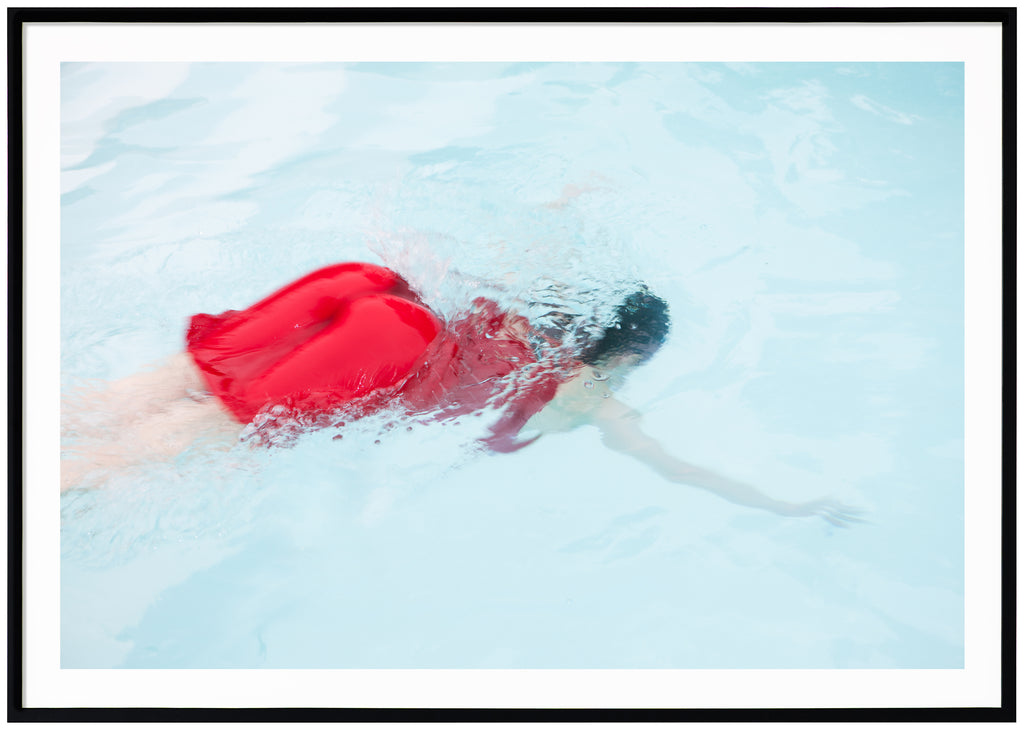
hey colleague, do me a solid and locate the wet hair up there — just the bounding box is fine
[578,286,670,366]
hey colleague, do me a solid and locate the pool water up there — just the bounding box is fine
[60,62,964,669]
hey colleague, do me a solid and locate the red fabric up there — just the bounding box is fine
[186,263,565,449]
[186,263,442,423]
[398,298,566,452]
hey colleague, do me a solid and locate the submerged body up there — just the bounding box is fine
[61,262,862,527]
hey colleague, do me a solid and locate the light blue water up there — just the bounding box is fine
[60,62,964,669]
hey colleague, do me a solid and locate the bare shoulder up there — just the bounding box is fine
[525,367,639,434]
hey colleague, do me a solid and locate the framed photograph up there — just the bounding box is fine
[11,7,1013,721]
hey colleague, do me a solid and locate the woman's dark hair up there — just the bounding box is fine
[579,286,670,366]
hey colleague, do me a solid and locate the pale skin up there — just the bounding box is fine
[61,347,864,526]
[527,357,863,525]
[61,354,238,491]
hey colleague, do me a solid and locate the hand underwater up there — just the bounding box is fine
[779,498,868,527]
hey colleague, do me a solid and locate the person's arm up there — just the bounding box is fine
[592,397,863,525]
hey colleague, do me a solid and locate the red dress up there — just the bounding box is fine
[185,263,565,451]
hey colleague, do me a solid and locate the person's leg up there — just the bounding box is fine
[61,354,242,492]
[61,394,241,492]
[62,353,204,439]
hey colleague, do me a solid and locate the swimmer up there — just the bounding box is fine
[60,262,862,527]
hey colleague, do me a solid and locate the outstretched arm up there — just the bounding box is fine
[593,398,863,526]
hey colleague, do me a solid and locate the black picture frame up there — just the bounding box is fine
[9,6,1015,722]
